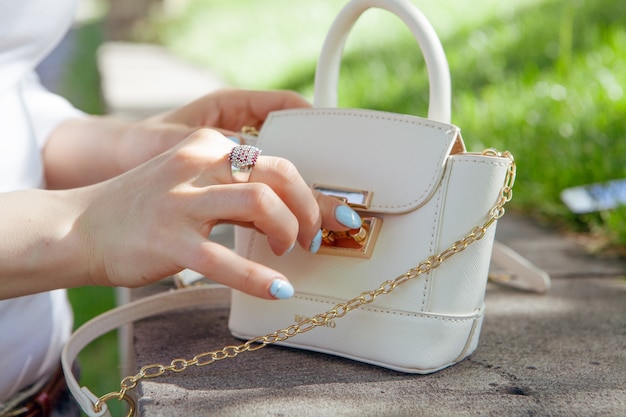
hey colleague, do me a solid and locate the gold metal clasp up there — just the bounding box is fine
[319,217,382,258]
[313,184,382,259]
[312,184,373,210]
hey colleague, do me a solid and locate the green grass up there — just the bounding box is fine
[60,20,107,115]
[142,0,626,253]
[445,0,626,246]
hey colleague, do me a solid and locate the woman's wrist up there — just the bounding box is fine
[0,188,94,298]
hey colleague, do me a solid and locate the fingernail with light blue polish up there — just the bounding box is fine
[269,279,294,299]
[335,205,362,229]
[310,229,323,254]
[285,241,296,254]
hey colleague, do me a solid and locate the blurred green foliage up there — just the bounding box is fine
[451,0,626,251]
[60,21,107,115]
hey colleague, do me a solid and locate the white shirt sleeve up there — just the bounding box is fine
[19,70,86,149]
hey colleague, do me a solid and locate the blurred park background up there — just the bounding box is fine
[42,0,625,413]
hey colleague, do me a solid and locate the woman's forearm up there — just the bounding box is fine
[0,188,91,298]
[43,116,194,189]
[43,116,130,189]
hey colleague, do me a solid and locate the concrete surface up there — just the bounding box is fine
[129,214,626,417]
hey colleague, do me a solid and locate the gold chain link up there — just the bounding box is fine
[95,150,516,416]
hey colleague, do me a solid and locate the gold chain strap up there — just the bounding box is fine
[95,150,516,417]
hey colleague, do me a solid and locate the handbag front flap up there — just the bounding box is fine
[256,108,461,214]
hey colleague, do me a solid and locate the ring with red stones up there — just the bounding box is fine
[228,144,261,183]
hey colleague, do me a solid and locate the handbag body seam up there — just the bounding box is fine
[453,316,481,363]
[422,167,448,312]
[267,109,457,134]
[451,156,511,167]
[291,294,483,322]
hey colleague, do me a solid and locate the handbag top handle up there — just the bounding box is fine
[313,0,451,124]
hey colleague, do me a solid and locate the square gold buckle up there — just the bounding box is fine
[313,184,382,259]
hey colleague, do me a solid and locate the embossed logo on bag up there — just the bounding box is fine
[294,314,336,328]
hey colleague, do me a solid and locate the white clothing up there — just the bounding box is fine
[0,0,84,404]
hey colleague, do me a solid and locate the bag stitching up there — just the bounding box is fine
[268,110,454,133]
[364,307,478,323]
[451,157,510,167]
[293,295,479,323]
[422,172,447,312]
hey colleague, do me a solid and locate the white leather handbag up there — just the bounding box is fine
[229,0,515,373]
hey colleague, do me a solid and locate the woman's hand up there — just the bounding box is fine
[44,89,310,189]
[154,88,310,133]
[117,88,312,174]
[73,129,359,300]
[2,88,360,300]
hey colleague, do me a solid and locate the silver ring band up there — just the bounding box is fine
[229,145,261,183]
